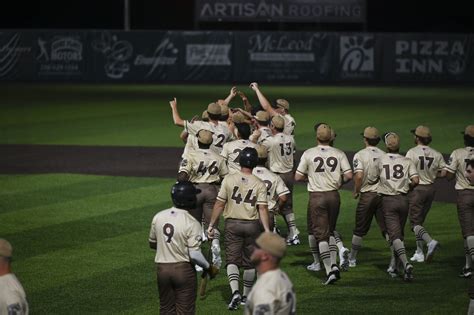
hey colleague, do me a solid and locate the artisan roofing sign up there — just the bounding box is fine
[196,0,366,23]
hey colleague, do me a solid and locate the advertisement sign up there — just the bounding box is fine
[337,34,377,80]
[0,31,33,80]
[181,32,233,81]
[196,0,366,23]
[382,34,472,82]
[90,31,181,82]
[234,32,335,82]
[34,31,86,80]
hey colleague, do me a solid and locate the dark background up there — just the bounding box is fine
[1,0,473,32]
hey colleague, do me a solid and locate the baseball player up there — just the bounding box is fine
[465,160,474,313]
[148,181,218,314]
[295,123,353,285]
[253,144,290,233]
[0,239,28,315]
[180,110,209,161]
[445,125,474,278]
[249,82,296,136]
[169,98,232,155]
[249,110,273,144]
[349,127,388,268]
[245,232,296,315]
[376,132,419,281]
[207,147,270,310]
[254,115,300,245]
[178,129,229,268]
[405,125,446,263]
[220,116,257,175]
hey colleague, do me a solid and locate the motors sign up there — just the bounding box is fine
[196,0,366,23]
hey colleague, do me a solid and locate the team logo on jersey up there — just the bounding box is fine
[353,159,359,168]
[448,157,453,165]
[180,159,188,167]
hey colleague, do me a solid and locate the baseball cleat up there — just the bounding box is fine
[410,251,425,263]
[426,240,440,263]
[349,259,357,268]
[403,264,414,282]
[323,270,339,285]
[240,296,247,305]
[459,267,473,278]
[306,262,321,272]
[286,235,301,246]
[228,291,242,310]
[386,266,398,278]
[339,247,350,271]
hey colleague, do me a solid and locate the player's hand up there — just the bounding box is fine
[238,91,247,100]
[353,192,360,199]
[169,97,177,108]
[230,86,237,97]
[207,226,215,239]
[249,82,259,91]
[203,264,219,279]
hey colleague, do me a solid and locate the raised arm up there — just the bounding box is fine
[223,86,238,105]
[169,97,185,127]
[249,82,278,117]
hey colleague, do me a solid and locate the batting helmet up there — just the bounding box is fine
[171,181,200,209]
[239,147,259,169]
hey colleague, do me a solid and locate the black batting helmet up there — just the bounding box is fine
[171,181,200,209]
[239,147,259,169]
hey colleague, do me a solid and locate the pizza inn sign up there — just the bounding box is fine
[395,40,467,75]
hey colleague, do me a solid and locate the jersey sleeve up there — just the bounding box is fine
[353,152,364,173]
[178,154,192,174]
[186,217,203,251]
[445,150,458,173]
[217,177,229,202]
[340,152,352,174]
[296,151,308,176]
[248,289,277,315]
[148,215,157,244]
[275,176,290,197]
[436,152,447,170]
[405,149,417,164]
[219,158,229,177]
[256,181,269,206]
[220,142,230,160]
[185,120,203,136]
[408,159,419,179]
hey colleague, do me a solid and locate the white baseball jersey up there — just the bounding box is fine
[406,145,446,185]
[245,269,296,315]
[181,133,198,159]
[257,126,273,144]
[353,146,385,193]
[296,145,352,192]
[220,140,258,174]
[282,114,296,136]
[184,120,232,154]
[253,166,290,210]
[180,148,228,183]
[0,274,29,315]
[261,133,295,173]
[149,207,203,263]
[376,153,419,195]
[217,172,268,220]
[445,146,474,190]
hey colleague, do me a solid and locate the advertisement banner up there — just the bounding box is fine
[196,0,366,23]
[181,31,233,82]
[382,34,472,83]
[0,31,34,81]
[32,31,87,81]
[234,32,335,82]
[89,31,181,82]
[336,33,380,81]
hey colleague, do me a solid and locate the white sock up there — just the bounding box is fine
[242,269,256,297]
[350,235,363,261]
[308,235,320,263]
[318,241,331,275]
[227,264,240,293]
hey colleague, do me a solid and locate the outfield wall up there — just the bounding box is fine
[1,30,473,84]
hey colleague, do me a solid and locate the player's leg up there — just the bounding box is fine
[279,172,300,244]
[203,184,222,268]
[333,230,349,271]
[458,191,474,277]
[408,187,427,262]
[311,193,331,276]
[241,221,261,305]
[174,262,198,315]
[156,263,177,314]
[327,191,341,273]
[420,185,440,262]
[307,199,321,271]
[224,220,243,306]
[350,192,374,267]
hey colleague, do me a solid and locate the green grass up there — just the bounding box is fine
[1,84,473,153]
[0,174,469,314]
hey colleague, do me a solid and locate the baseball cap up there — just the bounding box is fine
[271,115,285,130]
[463,125,474,137]
[207,102,221,115]
[316,123,332,141]
[201,110,209,121]
[361,126,380,139]
[220,104,230,116]
[197,129,213,145]
[275,99,289,110]
[255,144,268,159]
[254,110,270,122]
[255,232,287,258]
[0,239,12,258]
[411,125,431,138]
[384,132,400,151]
[232,112,251,124]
